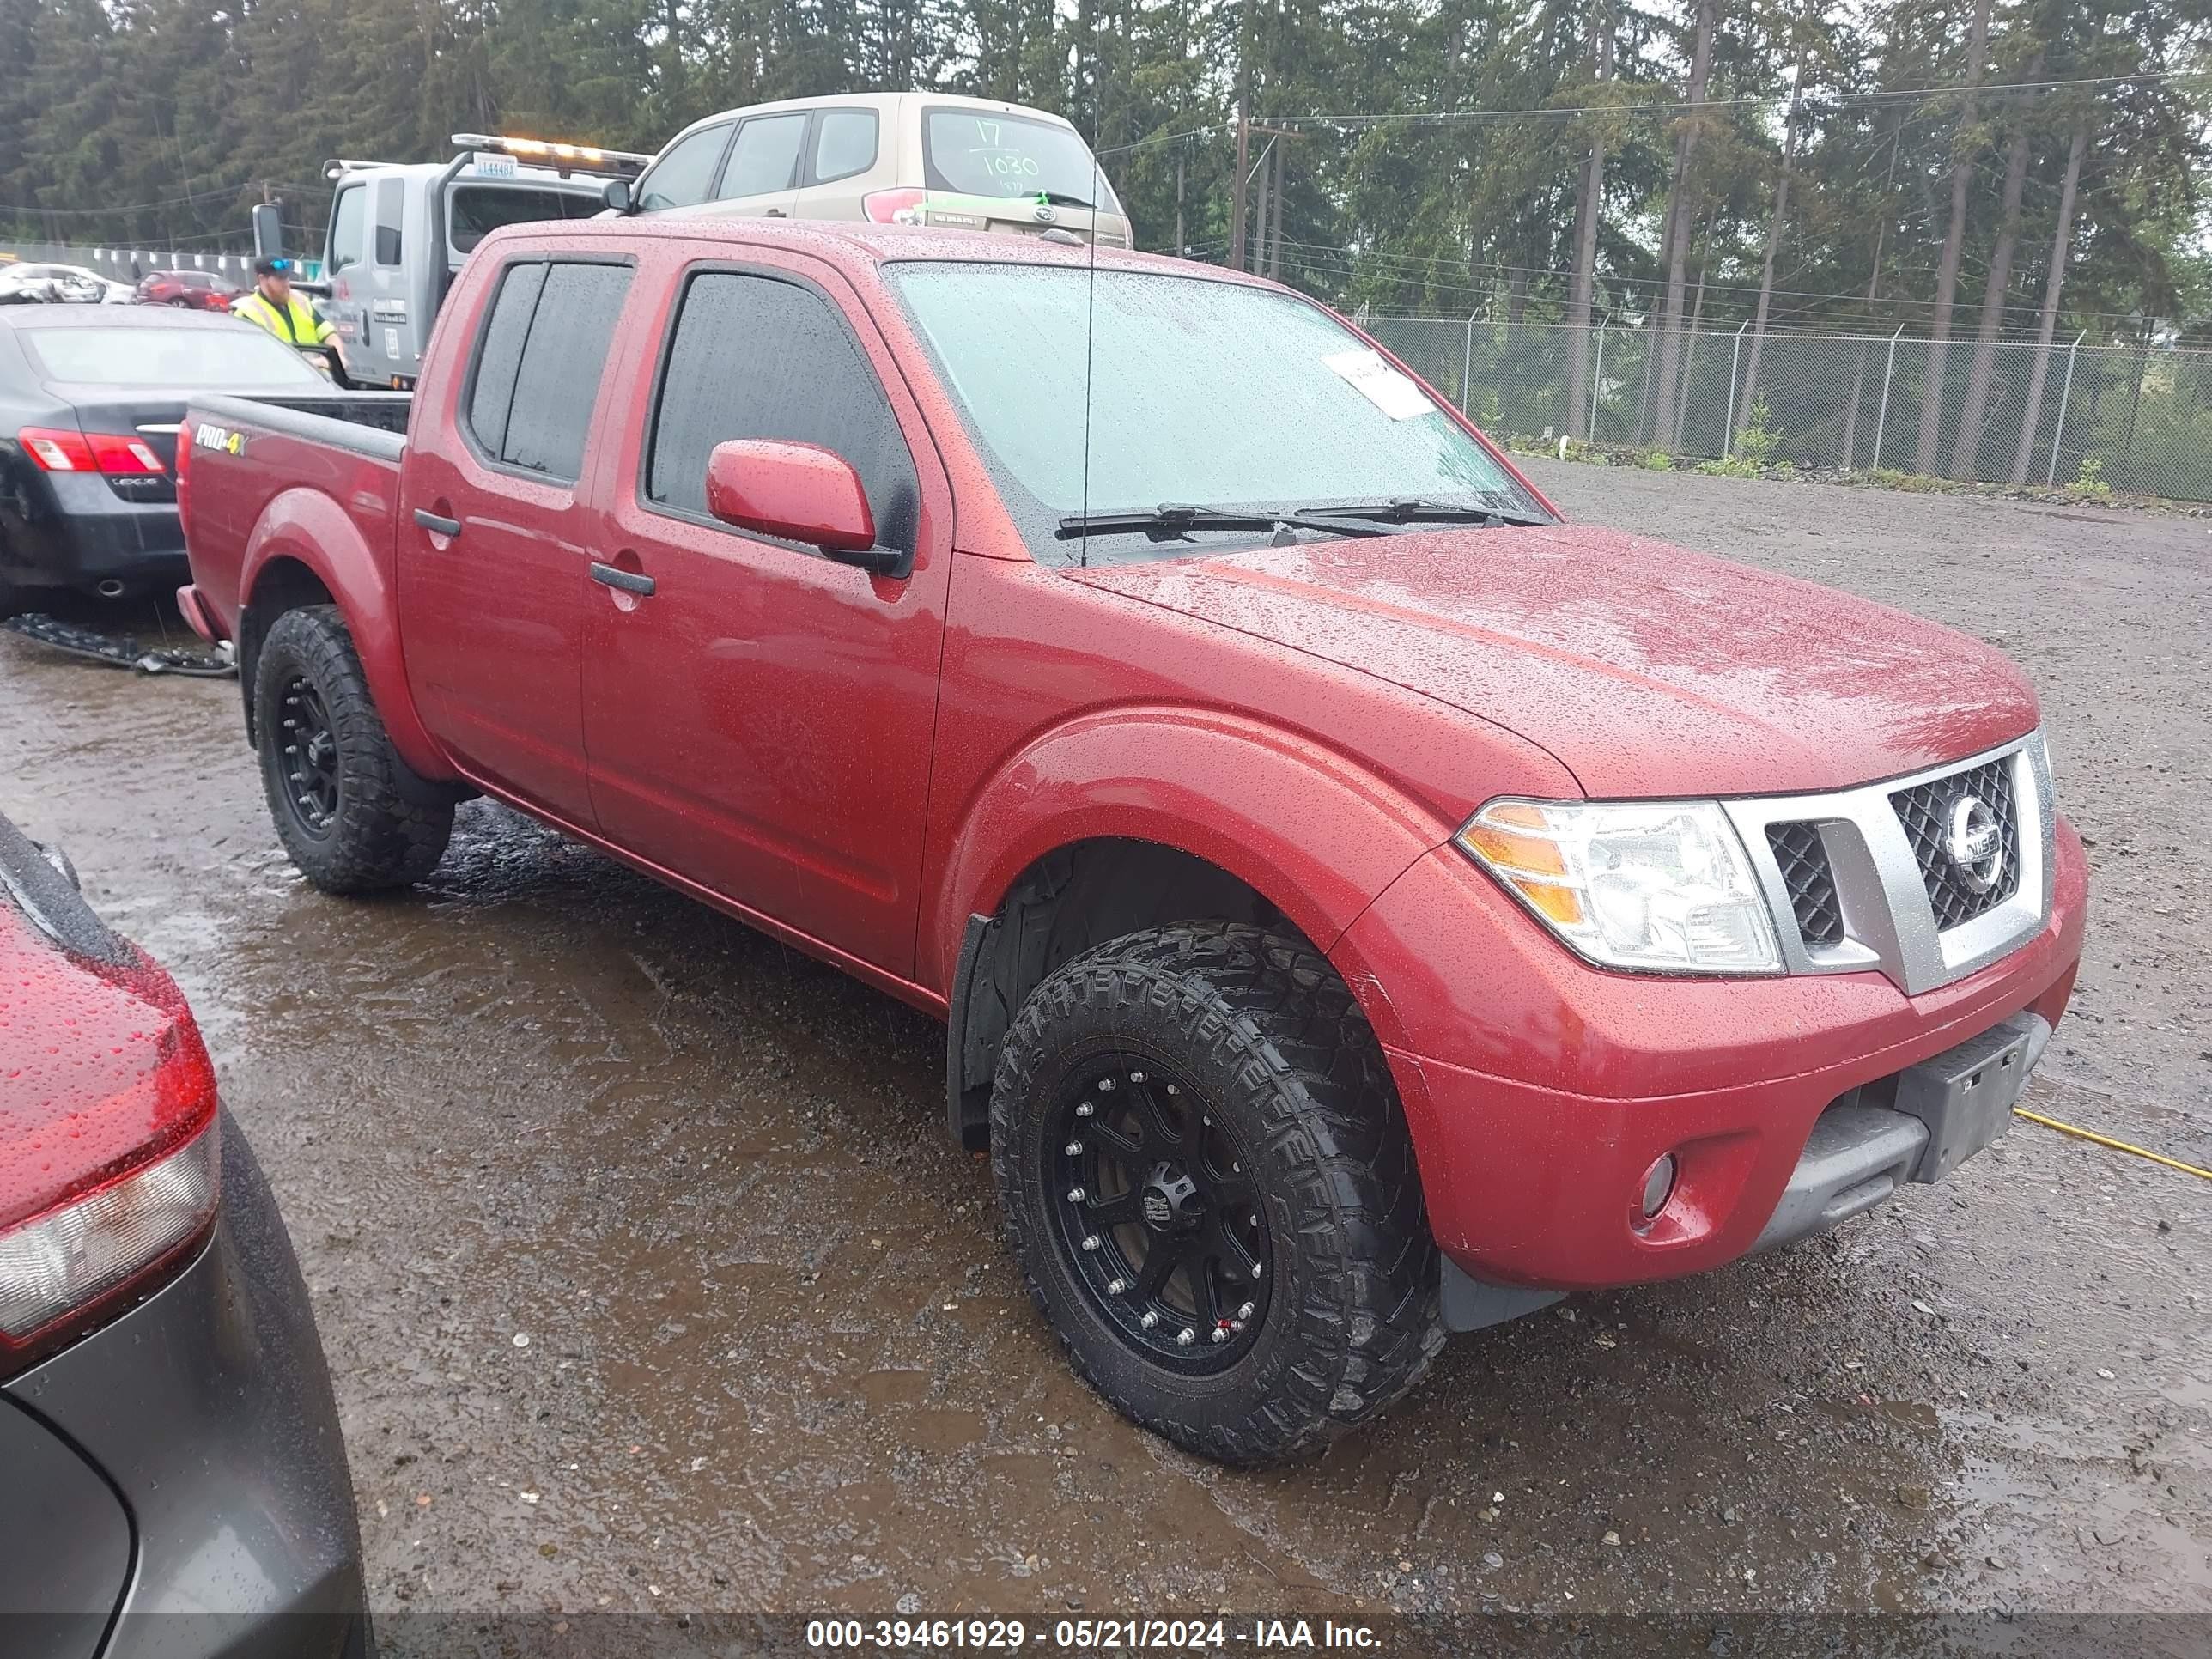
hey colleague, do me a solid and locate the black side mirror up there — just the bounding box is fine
[603,177,635,216]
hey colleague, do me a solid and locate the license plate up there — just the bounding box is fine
[1894,1013,2042,1182]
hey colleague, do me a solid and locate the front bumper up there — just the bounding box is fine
[1334,817,2087,1293]
[2,1111,370,1658]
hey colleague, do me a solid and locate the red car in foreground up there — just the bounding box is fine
[173,221,2086,1465]
[0,811,369,1653]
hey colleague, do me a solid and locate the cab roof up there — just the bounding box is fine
[479,215,1262,288]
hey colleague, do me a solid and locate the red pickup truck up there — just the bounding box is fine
[176,219,2087,1466]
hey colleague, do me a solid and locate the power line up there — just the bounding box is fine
[1216,237,2177,331]
[1251,69,2212,130]
[1099,67,2212,157]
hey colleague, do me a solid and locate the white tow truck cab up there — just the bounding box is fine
[315,134,649,390]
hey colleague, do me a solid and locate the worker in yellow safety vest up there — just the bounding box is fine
[232,257,335,355]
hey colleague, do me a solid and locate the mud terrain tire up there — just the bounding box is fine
[254,604,452,894]
[992,921,1443,1466]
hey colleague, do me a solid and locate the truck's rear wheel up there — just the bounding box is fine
[991,921,1443,1466]
[253,605,452,894]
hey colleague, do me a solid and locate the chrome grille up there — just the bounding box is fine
[1723,734,2052,997]
[1888,758,2019,930]
[1765,822,1844,946]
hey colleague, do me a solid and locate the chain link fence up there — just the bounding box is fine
[1365,316,2212,502]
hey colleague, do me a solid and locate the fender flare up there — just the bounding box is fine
[930,706,1450,1141]
[238,488,454,782]
[931,705,1450,985]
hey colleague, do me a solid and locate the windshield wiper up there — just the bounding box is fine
[1056,503,1394,543]
[1297,496,1551,529]
[1032,190,1095,210]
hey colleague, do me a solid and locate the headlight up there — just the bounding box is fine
[1455,799,1781,975]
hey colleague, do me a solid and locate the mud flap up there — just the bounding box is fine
[1438,1257,1564,1332]
[2,613,236,678]
[946,914,994,1150]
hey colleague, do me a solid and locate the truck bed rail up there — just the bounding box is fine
[190,392,410,460]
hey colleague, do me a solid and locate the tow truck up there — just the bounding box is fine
[311,132,648,389]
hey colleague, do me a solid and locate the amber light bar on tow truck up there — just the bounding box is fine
[449,132,652,179]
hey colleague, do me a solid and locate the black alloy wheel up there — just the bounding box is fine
[275,674,341,837]
[1049,1053,1269,1370]
[252,605,454,893]
[992,922,1444,1466]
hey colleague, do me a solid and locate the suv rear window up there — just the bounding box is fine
[465,259,631,482]
[921,109,1121,212]
[645,270,917,552]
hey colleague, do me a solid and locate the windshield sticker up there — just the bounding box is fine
[1322,349,1432,421]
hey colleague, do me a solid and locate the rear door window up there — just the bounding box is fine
[716,115,808,200]
[638,124,732,211]
[327,185,368,272]
[465,259,632,482]
[645,270,917,552]
[374,179,404,265]
[465,262,545,459]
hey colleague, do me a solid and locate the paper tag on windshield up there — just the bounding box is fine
[1322,349,1432,420]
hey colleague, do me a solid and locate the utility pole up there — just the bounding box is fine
[1175,149,1185,256]
[1241,126,1301,277]
[1230,107,1250,270]
[1230,0,1253,270]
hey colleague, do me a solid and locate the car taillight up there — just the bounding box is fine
[17,426,166,476]
[0,993,221,1375]
[863,187,928,224]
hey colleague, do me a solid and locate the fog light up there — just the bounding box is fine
[1639,1153,1678,1223]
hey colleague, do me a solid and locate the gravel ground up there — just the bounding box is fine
[1,462,2205,1648]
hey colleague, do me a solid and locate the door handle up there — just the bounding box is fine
[763,209,787,217]
[413,507,463,538]
[590,561,656,597]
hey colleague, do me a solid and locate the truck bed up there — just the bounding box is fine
[191,390,413,451]
[179,391,414,646]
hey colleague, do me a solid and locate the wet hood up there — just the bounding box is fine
[1067,525,2039,799]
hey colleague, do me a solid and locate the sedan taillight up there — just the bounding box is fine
[17,426,165,475]
[0,1119,221,1354]
[0,957,222,1376]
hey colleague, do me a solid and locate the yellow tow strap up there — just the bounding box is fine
[2013,1107,2212,1182]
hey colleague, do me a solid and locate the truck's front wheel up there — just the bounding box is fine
[253,605,453,894]
[991,922,1443,1466]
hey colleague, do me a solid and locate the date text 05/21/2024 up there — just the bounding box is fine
[805,1618,1383,1650]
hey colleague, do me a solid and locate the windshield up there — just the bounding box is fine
[921,109,1123,213]
[447,185,600,258]
[21,325,326,388]
[889,264,1550,564]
